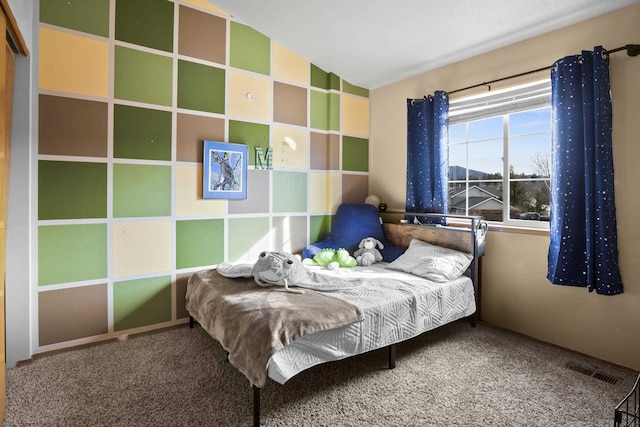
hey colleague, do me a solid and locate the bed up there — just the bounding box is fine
[186,214,487,426]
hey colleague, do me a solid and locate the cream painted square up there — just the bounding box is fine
[309,172,341,213]
[272,125,308,169]
[228,70,271,122]
[342,95,370,137]
[113,221,172,277]
[327,173,342,213]
[39,28,109,98]
[273,42,309,86]
[309,173,328,213]
[175,165,225,217]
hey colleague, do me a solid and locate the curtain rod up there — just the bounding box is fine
[446,43,640,95]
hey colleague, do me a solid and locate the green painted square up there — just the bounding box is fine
[342,136,369,172]
[229,22,270,75]
[309,215,332,244]
[310,90,329,131]
[344,81,369,97]
[228,217,269,262]
[310,64,329,90]
[114,105,172,161]
[113,164,171,217]
[114,46,173,107]
[229,120,270,166]
[115,0,174,52]
[310,91,340,132]
[328,73,341,91]
[329,93,340,131]
[39,161,107,220]
[178,60,225,114]
[38,224,107,286]
[175,273,191,319]
[310,67,340,91]
[40,0,110,37]
[113,276,172,331]
[272,171,307,213]
[176,219,224,268]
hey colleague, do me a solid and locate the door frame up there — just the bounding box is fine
[0,0,28,421]
[1,0,30,57]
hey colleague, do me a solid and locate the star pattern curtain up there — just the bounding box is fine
[406,91,449,219]
[547,46,623,295]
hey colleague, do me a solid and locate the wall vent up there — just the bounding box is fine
[566,361,620,384]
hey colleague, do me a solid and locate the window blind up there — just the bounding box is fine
[449,80,551,124]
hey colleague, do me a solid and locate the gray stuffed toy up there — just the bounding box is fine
[354,237,384,266]
[216,251,365,294]
[251,251,305,294]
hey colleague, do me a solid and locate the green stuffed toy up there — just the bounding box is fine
[303,248,357,270]
[306,248,336,268]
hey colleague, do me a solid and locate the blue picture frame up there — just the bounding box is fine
[203,141,248,199]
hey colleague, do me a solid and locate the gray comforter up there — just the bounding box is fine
[185,269,364,387]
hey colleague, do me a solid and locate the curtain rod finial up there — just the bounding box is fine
[626,44,640,57]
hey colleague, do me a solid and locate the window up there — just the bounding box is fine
[448,80,551,228]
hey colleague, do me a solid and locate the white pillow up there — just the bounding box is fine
[386,238,473,282]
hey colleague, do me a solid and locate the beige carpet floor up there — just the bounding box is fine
[4,321,637,426]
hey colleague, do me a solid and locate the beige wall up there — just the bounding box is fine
[370,4,640,370]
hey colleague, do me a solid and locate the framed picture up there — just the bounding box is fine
[203,141,248,199]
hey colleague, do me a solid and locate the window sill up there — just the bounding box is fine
[488,224,549,237]
[433,219,548,237]
[379,211,549,237]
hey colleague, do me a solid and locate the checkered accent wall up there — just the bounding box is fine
[37,0,371,349]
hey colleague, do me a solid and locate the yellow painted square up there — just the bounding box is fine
[342,95,370,137]
[182,0,227,14]
[273,42,309,86]
[113,221,172,277]
[272,125,308,170]
[228,70,271,122]
[310,172,341,213]
[175,165,225,217]
[309,173,328,213]
[39,27,109,98]
[327,173,342,213]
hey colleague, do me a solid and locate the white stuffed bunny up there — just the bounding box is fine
[354,237,384,266]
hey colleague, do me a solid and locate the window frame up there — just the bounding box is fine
[448,80,552,230]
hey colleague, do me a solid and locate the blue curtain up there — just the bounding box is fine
[406,91,449,220]
[547,46,623,295]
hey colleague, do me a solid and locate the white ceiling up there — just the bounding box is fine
[207,0,639,89]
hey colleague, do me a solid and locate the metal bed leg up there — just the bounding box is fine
[189,315,194,329]
[253,385,261,427]
[388,344,396,369]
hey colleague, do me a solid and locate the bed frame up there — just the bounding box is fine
[383,213,487,322]
[191,213,487,426]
